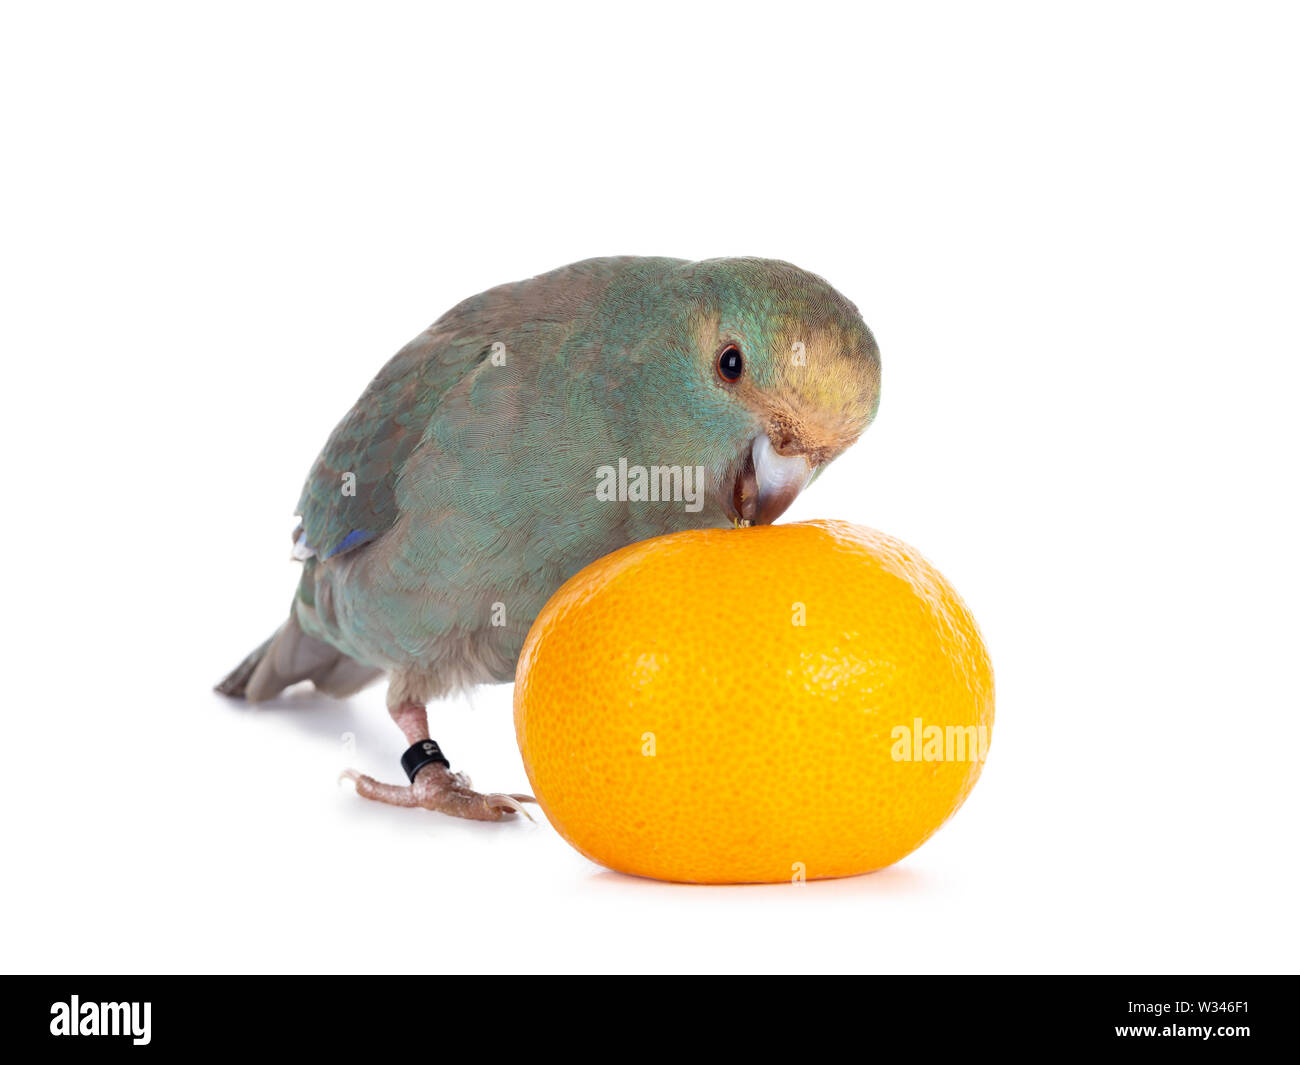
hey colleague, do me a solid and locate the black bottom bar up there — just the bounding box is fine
[2,975,1291,1053]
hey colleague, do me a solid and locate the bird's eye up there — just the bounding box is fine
[716,345,744,382]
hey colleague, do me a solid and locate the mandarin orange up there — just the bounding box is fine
[513,520,993,883]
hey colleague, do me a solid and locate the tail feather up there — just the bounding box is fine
[214,634,275,697]
[215,613,382,702]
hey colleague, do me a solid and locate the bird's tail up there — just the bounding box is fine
[214,611,383,702]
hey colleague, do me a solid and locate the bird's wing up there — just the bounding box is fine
[294,257,656,561]
[294,326,486,560]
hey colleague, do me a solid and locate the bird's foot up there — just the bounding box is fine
[341,763,536,822]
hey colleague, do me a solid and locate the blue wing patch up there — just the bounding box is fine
[326,529,376,559]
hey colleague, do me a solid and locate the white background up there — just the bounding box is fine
[2,2,1297,975]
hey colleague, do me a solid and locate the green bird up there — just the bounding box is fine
[217,256,882,819]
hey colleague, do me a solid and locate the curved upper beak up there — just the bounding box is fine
[733,433,815,525]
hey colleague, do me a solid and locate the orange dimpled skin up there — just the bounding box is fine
[513,520,994,884]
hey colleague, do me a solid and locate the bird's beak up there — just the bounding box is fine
[733,433,815,525]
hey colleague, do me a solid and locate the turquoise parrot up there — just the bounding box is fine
[218,256,882,819]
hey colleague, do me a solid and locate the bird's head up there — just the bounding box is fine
[648,257,882,526]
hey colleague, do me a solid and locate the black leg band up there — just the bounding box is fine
[401,739,450,782]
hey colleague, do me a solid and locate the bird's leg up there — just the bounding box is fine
[341,701,534,821]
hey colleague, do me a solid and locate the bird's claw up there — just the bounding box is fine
[341,765,536,822]
[484,793,537,822]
